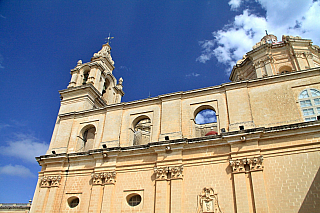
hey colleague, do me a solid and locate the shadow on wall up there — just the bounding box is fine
[298,166,320,212]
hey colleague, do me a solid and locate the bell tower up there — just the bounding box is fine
[59,43,124,114]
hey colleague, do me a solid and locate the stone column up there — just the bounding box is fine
[170,166,183,213]
[294,52,305,70]
[100,184,114,213]
[30,175,61,213]
[248,156,269,213]
[88,173,104,213]
[264,56,274,76]
[230,159,251,213]
[305,52,315,68]
[43,176,61,213]
[154,166,170,213]
[68,71,79,88]
[89,171,116,213]
[254,62,265,78]
[87,67,96,85]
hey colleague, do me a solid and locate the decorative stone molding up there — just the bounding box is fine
[154,166,169,180]
[92,44,114,65]
[103,171,117,184]
[247,156,264,171]
[170,166,183,179]
[40,175,61,188]
[229,159,246,173]
[92,171,116,185]
[198,187,222,213]
[305,52,313,59]
[154,165,183,180]
[229,156,264,173]
[294,52,304,58]
[92,173,104,185]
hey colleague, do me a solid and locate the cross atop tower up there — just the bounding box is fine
[105,33,114,44]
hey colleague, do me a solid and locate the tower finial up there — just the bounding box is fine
[265,30,268,35]
[105,33,114,44]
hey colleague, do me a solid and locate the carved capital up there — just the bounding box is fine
[294,52,304,58]
[229,159,247,173]
[92,171,116,185]
[41,175,61,188]
[103,171,117,184]
[92,173,104,185]
[154,166,169,180]
[247,156,264,171]
[230,156,264,173]
[305,52,313,59]
[170,166,183,179]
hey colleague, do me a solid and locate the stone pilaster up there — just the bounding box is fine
[170,166,183,213]
[154,165,184,213]
[248,156,269,213]
[89,171,116,213]
[230,156,268,213]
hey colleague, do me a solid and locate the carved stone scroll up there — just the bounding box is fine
[154,165,183,180]
[40,175,61,188]
[229,159,247,173]
[247,156,264,171]
[170,166,183,179]
[92,171,116,185]
[103,171,117,184]
[154,166,169,180]
[198,187,222,213]
[229,156,264,173]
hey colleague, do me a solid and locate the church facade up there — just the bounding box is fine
[30,35,320,213]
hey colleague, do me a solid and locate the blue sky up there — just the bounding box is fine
[0,0,319,203]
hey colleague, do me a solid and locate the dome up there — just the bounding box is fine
[205,131,218,136]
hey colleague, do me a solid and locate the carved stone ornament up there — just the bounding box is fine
[154,166,183,180]
[154,166,169,180]
[229,156,264,173]
[170,166,183,179]
[294,52,304,58]
[40,175,61,188]
[92,44,114,65]
[92,171,116,185]
[247,156,264,171]
[229,158,247,173]
[197,187,222,213]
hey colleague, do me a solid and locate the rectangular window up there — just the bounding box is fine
[314,98,320,106]
[303,108,315,116]
[305,117,317,121]
[300,100,312,107]
[317,107,320,114]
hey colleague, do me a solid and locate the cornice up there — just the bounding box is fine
[37,120,320,164]
[57,67,319,118]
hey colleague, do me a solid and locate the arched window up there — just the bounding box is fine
[298,89,320,121]
[194,107,218,137]
[82,70,90,85]
[81,126,96,151]
[132,117,151,145]
[102,79,110,100]
[279,65,292,75]
[195,109,217,124]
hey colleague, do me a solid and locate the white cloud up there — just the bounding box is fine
[197,0,320,74]
[0,134,48,163]
[0,164,35,178]
[229,0,242,10]
[0,123,10,130]
[186,72,200,77]
[195,109,217,124]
